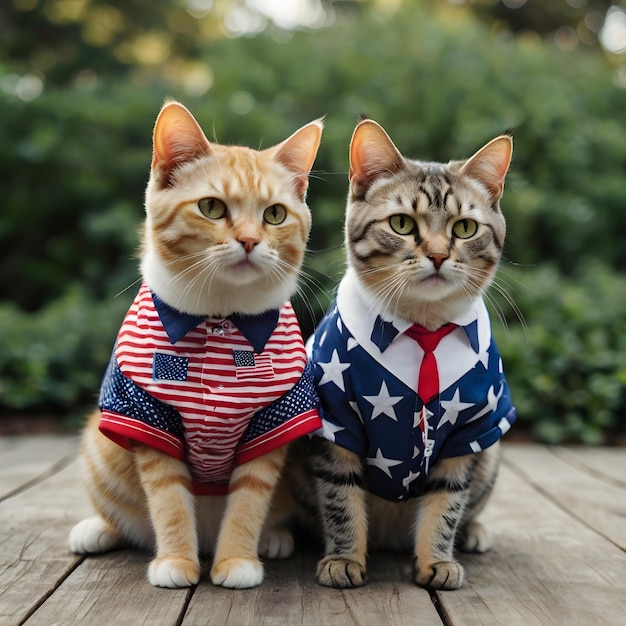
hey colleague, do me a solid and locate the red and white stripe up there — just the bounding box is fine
[113,283,308,485]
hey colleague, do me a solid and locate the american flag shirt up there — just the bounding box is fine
[98,282,321,495]
[307,269,516,502]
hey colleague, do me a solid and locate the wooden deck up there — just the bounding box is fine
[0,436,625,626]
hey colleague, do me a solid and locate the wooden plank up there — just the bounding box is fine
[183,552,442,626]
[0,461,91,626]
[26,551,191,626]
[552,445,626,488]
[2,438,625,626]
[435,458,626,626]
[505,444,626,550]
[0,435,79,500]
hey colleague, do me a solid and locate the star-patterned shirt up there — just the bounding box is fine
[307,269,516,502]
[98,282,321,495]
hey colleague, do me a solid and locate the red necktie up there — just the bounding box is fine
[405,323,456,404]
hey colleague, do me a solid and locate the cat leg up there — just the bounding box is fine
[257,464,297,560]
[458,443,501,554]
[309,439,368,588]
[69,413,146,555]
[135,446,200,588]
[210,446,288,589]
[413,454,475,590]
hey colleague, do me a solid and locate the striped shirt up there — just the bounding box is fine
[99,282,321,494]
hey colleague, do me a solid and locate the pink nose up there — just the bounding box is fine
[428,253,448,270]
[239,237,259,254]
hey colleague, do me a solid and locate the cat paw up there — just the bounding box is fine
[211,558,264,589]
[415,560,464,590]
[148,556,200,588]
[316,556,367,588]
[459,520,492,553]
[258,527,294,560]
[68,516,122,554]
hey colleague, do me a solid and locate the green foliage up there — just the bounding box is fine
[1,4,625,442]
[0,286,133,418]
[492,263,626,444]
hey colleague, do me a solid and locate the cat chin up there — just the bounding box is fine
[142,262,296,317]
[141,249,299,316]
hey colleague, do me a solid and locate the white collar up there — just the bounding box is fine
[336,268,493,391]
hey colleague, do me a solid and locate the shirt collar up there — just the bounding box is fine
[370,315,480,354]
[339,269,481,355]
[152,291,280,352]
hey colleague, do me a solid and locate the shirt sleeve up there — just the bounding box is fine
[309,311,369,458]
[98,350,186,461]
[235,361,322,464]
[438,378,517,458]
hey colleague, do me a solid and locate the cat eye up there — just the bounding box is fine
[452,219,478,239]
[389,214,417,236]
[263,204,287,225]
[198,197,227,219]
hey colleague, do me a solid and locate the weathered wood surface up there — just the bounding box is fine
[0,437,624,626]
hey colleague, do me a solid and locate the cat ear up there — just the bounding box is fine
[152,101,211,187]
[349,119,404,197]
[460,135,513,201]
[271,119,324,199]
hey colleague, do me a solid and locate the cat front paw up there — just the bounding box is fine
[211,558,264,589]
[414,560,464,590]
[148,556,200,588]
[68,516,122,554]
[258,527,294,560]
[459,520,492,553]
[316,556,367,588]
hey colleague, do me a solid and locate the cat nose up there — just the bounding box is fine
[238,236,260,254]
[428,253,448,270]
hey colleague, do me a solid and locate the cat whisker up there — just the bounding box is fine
[454,264,528,342]
[269,258,329,328]
[366,272,408,320]
[114,277,143,299]
[299,264,336,295]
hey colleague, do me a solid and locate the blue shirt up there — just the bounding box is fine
[307,269,516,502]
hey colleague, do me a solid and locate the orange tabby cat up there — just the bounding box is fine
[69,102,323,589]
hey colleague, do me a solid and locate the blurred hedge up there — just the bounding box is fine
[1,4,625,440]
[492,263,626,444]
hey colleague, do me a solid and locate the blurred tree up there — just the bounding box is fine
[1,0,224,87]
[465,0,626,54]
[1,0,625,441]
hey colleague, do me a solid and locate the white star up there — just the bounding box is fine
[346,337,358,351]
[316,418,346,443]
[412,445,420,459]
[466,384,503,424]
[317,349,350,392]
[336,316,343,333]
[437,388,474,429]
[363,380,403,421]
[402,469,421,490]
[366,448,403,478]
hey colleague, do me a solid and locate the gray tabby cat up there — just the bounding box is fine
[304,118,516,590]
